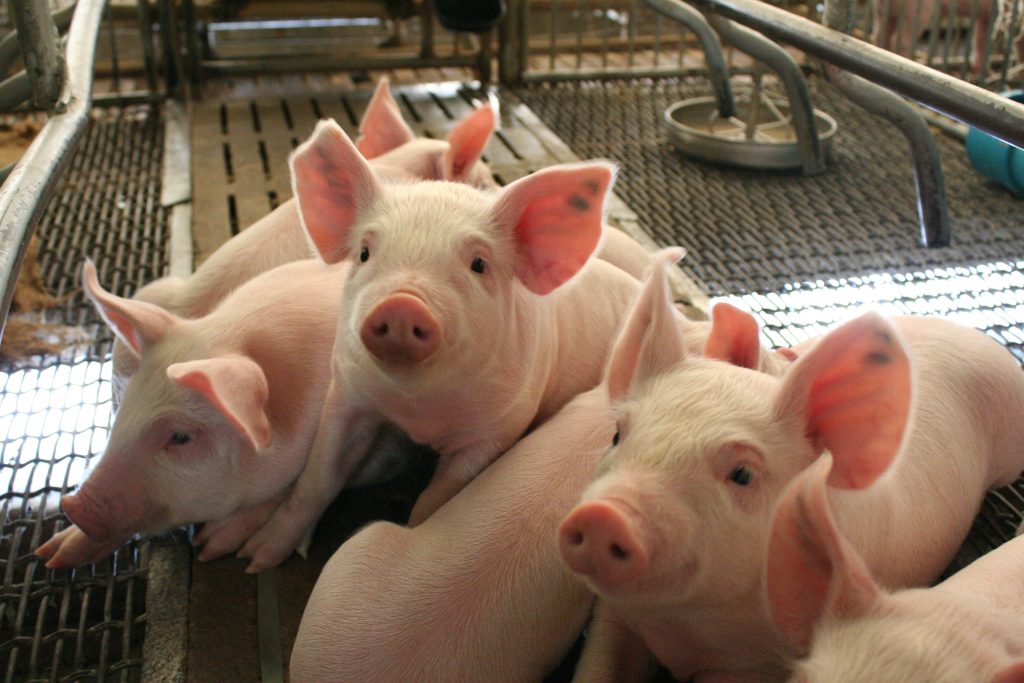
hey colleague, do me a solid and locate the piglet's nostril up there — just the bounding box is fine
[568,530,584,546]
[374,323,389,336]
[610,543,628,560]
[413,326,427,340]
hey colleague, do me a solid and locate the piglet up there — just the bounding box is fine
[558,287,1024,681]
[767,453,1024,683]
[112,79,498,393]
[290,249,728,682]
[36,258,405,568]
[237,119,647,572]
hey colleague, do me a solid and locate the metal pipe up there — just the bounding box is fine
[822,0,950,246]
[0,1,76,78]
[644,0,735,117]
[826,65,951,246]
[6,0,66,111]
[705,13,826,174]
[0,71,32,111]
[202,53,489,75]
[688,0,1024,148]
[0,0,107,341]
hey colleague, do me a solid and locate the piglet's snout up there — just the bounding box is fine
[360,293,442,365]
[559,500,647,588]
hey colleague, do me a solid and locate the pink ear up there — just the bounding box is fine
[492,162,615,295]
[766,454,882,655]
[81,259,175,357]
[606,247,688,401]
[773,313,912,490]
[705,302,762,370]
[355,77,415,159]
[993,662,1024,683]
[444,105,495,182]
[167,357,272,450]
[290,119,383,264]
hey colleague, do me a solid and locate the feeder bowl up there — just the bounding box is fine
[664,93,838,170]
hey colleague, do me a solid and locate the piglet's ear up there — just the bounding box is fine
[444,105,495,182]
[766,454,882,656]
[81,259,175,358]
[606,247,688,401]
[291,119,383,264]
[355,78,416,159]
[993,662,1024,683]
[773,313,912,490]
[493,162,614,295]
[705,302,762,370]
[168,357,272,450]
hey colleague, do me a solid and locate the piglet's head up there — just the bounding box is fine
[291,119,612,382]
[768,457,1024,683]
[68,261,274,546]
[559,258,914,613]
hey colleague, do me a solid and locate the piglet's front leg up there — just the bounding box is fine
[239,381,381,572]
[573,601,658,683]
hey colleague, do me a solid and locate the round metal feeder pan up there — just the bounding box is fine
[664,95,838,170]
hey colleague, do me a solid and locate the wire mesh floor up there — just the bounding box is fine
[0,106,169,683]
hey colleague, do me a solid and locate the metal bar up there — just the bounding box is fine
[0,71,32,111]
[0,0,106,341]
[826,65,951,246]
[602,0,611,68]
[522,62,775,81]
[6,0,66,111]
[629,0,638,65]
[0,1,76,78]
[576,0,584,69]
[499,0,523,83]
[202,53,487,74]
[645,0,735,116]
[135,0,160,93]
[823,0,950,246]
[549,0,559,70]
[257,570,284,683]
[688,0,1024,148]
[706,12,826,174]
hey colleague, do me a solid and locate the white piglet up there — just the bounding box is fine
[767,454,1024,683]
[36,259,400,568]
[290,249,732,682]
[558,286,1024,681]
[239,119,644,571]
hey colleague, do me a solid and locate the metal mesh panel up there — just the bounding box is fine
[509,77,1024,297]
[0,104,166,683]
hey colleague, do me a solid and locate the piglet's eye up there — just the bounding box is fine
[611,429,620,447]
[470,257,486,274]
[728,465,754,486]
[168,432,192,447]
[359,246,370,263]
